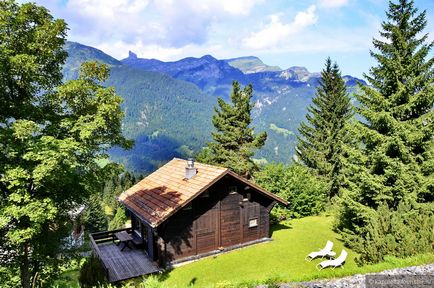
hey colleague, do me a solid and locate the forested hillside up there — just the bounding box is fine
[64,42,215,172]
[64,42,363,173]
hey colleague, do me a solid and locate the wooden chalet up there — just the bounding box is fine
[90,158,287,282]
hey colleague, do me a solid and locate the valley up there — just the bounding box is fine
[64,41,363,173]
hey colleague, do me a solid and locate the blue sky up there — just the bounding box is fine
[30,0,434,78]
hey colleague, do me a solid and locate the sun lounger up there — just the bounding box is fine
[316,249,347,270]
[305,240,336,261]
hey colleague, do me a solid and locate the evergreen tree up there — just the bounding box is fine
[296,58,352,197]
[338,0,434,262]
[198,81,267,178]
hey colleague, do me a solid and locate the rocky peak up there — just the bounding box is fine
[128,51,138,59]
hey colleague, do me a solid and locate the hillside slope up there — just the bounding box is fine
[225,56,281,74]
[64,42,365,171]
[64,42,214,172]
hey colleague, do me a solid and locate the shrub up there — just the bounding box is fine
[340,202,434,264]
[138,274,169,288]
[78,256,107,287]
[254,163,328,219]
[82,195,108,233]
[108,207,127,230]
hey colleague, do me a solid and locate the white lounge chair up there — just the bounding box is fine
[305,240,336,261]
[316,249,347,270]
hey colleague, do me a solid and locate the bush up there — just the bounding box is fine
[340,202,434,264]
[82,195,108,233]
[78,256,107,287]
[137,274,169,288]
[108,207,127,230]
[254,163,328,219]
[0,267,20,288]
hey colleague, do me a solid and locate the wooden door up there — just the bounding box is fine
[194,193,219,254]
[195,204,219,254]
[220,191,242,247]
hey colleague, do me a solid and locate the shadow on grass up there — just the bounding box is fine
[270,222,292,236]
[188,277,197,286]
[156,268,172,282]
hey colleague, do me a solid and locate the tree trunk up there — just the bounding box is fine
[20,242,30,288]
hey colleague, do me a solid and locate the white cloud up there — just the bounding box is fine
[219,0,263,15]
[159,0,263,16]
[63,0,157,45]
[243,5,318,50]
[96,40,225,62]
[68,0,149,18]
[31,0,384,76]
[58,0,263,50]
[318,0,348,8]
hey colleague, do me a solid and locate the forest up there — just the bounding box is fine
[0,0,433,287]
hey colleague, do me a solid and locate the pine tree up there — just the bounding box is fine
[296,58,352,197]
[199,81,267,178]
[338,0,434,262]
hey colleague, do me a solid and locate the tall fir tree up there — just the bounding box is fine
[198,81,267,178]
[338,0,434,263]
[296,58,353,197]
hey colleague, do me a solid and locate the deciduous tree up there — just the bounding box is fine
[0,1,131,286]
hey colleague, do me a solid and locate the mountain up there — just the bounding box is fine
[64,42,365,172]
[64,42,215,172]
[123,52,364,93]
[122,52,247,96]
[225,56,281,74]
[64,42,121,79]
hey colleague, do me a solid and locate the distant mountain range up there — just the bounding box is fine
[63,41,365,173]
[225,56,281,74]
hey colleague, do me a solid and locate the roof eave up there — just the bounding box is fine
[117,196,158,228]
[226,171,289,206]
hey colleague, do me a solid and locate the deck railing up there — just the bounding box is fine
[90,227,132,244]
[89,228,132,280]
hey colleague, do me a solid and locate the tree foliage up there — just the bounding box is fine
[254,163,328,219]
[0,1,131,286]
[198,81,267,178]
[338,0,434,263]
[338,202,434,264]
[102,171,136,230]
[296,58,352,197]
[78,256,107,288]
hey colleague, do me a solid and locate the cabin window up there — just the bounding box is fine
[249,218,258,228]
[131,214,141,237]
[229,185,238,194]
[243,192,251,201]
[142,225,148,241]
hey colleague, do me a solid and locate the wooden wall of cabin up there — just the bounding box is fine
[223,177,274,244]
[156,175,275,266]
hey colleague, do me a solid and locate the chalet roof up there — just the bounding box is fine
[118,158,287,228]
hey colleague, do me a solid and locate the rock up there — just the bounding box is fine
[274,264,434,288]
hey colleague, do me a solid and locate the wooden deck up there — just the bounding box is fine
[90,229,160,282]
[98,242,160,282]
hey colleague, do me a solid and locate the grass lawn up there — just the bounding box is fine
[160,215,434,287]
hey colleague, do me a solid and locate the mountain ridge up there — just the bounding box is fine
[64,41,365,173]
